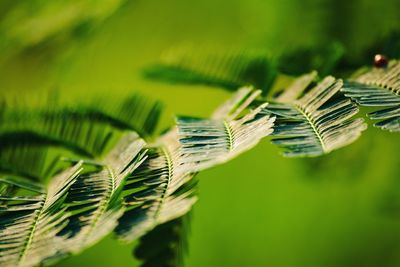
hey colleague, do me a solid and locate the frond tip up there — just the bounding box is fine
[266,72,367,157]
[343,60,400,132]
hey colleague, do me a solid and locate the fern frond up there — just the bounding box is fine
[62,132,147,254]
[0,163,82,267]
[176,87,275,172]
[144,45,277,94]
[277,42,345,76]
[0,133,81,181]
[133,213,192,267]
[115,131,197,242]
[266,72,367,157]
[128,87,274,265]
[77,94,162,137]
[342,60,400,132]
[0,93,161,159]
[0,92,161,183]
[0,143,60,181]
[0,110,118,157]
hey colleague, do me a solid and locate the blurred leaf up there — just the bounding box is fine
[144,45,277,94]
[0,93,161,180]
[277,42,345,76]
[134,213,192,267]
[0,138,69,181]
[347,31,400,69]
[0,0,126,57]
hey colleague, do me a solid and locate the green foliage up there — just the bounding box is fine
[277,42,345,76]
[0,93,161,181]
[0,93,162,266]
[143,45,277,94]
[176,87,274,171]
[0,0,126,58]
[343,60,400,132]
[115,134,198,242]
[134,213,192,267]
[0,164,82,267]
[0,140,68,181]
[1,34,400,267]
[61,133,147,255]
[2,1,400,266]
[265,72,367,157]
[0,132,147,267]
[0,108,120,158]
[0,93,161,153]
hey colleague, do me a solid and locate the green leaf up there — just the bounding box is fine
[134,213,192,267]
[0,0,126,55]
[176,87,275,172]
[0,109,120,158]
[0,93,161,159]
[266,72,367,157]
[0,163,82,267]
[62,132,147,254]
[144,45,277,94]
[115,132,197,242]
[277,42,345,76]
[0,93,161,181]
[342,60,400,132]
[78,94,162,137]
[0,140,67,181]
[0,132,147,267]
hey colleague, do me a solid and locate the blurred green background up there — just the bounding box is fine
[1,0,400,266]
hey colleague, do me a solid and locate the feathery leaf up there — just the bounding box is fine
[0,109,119,158]
[0,93,161,158]
[266,72,367,157]
[0,163,82,267]
[144,45,277,94]
[134,213,192,267]
[0,133,81,181]
[115,131,197,242]
[78,94,162,137]
[342,60,400,132]
[176,87,275,172]
[277,42,345,76]
[129,87,275,265]
[128,87,276,265]
[63,132,147,254]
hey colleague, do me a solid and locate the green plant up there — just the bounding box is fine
[1,43,399,267]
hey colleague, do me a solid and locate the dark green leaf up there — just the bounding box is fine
[343,60,400,132]
[266,72,367,157]
[144,45,277,94]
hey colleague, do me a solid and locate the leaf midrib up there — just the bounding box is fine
[295,104,327,153]
[18,198,45,266]
[81,167,116,244]
[152,148,173,223]
[223,121,233,151]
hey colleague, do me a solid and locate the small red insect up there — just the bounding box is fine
[374,54,388,68]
